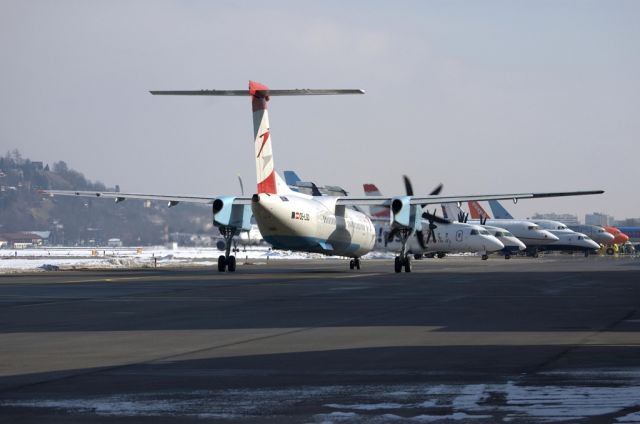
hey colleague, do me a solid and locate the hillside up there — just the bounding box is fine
[0,150,212,246]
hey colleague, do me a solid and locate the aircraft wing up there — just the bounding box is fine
[41,190,253,205]
[335,190,604,207]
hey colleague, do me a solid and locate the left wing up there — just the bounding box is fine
[41,190,253,205]
[335,190,604,207]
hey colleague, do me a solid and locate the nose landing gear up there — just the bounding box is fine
[349,258,361,270]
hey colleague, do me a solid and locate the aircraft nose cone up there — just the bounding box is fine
[602,232,615,243]
[486,236,504,252]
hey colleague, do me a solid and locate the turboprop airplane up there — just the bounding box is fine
[363,182,504,261]
[43,81,604,273]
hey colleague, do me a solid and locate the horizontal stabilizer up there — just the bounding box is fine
[150,89,365,96]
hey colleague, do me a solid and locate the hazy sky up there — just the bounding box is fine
[1,0,638,220]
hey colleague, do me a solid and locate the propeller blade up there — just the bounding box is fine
[429,183,443,196]
[416,230,427,249]
[422,210,451,224]
[403,175,414,196]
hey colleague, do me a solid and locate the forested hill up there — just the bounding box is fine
[0,150,211,246]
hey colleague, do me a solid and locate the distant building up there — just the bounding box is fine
[585,212,614,227]
[107,238,123,247]
[0,232,44,249]
[531,213,580,226]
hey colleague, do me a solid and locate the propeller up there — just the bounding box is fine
[403,175,443,197]
[402,175,445,249]
[457,210,469,223]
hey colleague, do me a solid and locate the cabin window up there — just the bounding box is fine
[280,196,289,202]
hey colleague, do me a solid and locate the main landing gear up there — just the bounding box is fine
[349,258,361,270]
[217,226,237,272]
[394,228,413,273]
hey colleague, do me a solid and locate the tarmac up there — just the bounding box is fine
[1,255,640,423]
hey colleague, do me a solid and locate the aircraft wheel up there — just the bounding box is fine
[227,255,236,272]
[349,259,355,270]
[217,255,227,272]
[404,257,412,273]
[533,252,539,258]
[584,251,590,258]
[505,254,511,260]
[606,247,615,255]
[394,256,402,273]
[355,258,361,270]
[414,254,423,260]
[482,254,489,261]
[437,252,446,259]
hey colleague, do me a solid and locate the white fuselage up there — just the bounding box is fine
[481,225,527,252]
[468,219,559,246]
[252,192,376,258]
[378,221,504,255]
[530,220,600,251]
[568,225,615,244]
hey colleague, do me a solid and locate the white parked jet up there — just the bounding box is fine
[442,203,559,257]
[43,81,604,273]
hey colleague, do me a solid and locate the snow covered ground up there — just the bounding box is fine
[0,246,398,273]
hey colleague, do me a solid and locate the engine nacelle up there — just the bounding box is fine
[390,196,422,232]
[212,196,252,231]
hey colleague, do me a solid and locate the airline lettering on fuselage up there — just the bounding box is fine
[291,211,310,221]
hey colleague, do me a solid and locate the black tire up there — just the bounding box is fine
[505,254,511,260]
[394,256,402,273]
[437,252,446,259]
[584,251,590,258]
[227,255,236,272]
[482,254,488,261]
[413,254,423,260]
[404,257,411,273]
[355,259,361,270]
[349,259,355,270]
[606,247,615,255]
[533,252,539,258]
[217,255,226,272]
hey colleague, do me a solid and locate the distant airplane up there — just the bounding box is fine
[603,226,630,245]
[43,81,605,273]
[567,225,615,245]
[443,202,557,257]
[481,200,600,256]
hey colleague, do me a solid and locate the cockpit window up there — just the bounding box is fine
[557,225,567,230]
[505,232,514,237]
[280,196,289,202]
[470,229,479,235]
[528,225,540,230]
[479,229,490,235]
[494,231,504,237]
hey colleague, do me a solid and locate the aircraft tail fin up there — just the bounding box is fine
[488,200,514,219]
[284,171,302,187]
[364,183,390,219]
[151,81,363,195]
[467,200,491,220]
[441,203,462,221]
